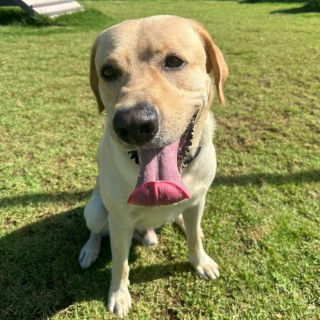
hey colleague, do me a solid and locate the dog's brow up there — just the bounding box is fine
[100,57,120,69]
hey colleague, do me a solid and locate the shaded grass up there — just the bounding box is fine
[0,7,115,31]
[270,3,319,13]
[1,1,320,319]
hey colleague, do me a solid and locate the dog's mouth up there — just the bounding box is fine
[127,112,199,206]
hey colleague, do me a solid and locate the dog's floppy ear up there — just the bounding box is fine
[90,37,105,113]
[192,22,228,106]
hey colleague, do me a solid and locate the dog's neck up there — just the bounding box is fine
[181,144,202,169]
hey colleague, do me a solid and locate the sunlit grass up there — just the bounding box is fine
[0,1,319,319]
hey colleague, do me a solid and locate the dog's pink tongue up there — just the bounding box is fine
[127,139,190,206]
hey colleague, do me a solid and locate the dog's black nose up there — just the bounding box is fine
[113,103,159,145]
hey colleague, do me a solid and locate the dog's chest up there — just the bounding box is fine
[98,131,214,229]
[131,201,187,228]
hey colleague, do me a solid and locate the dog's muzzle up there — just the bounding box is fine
[113,103,195,207]
[113,102,159,146]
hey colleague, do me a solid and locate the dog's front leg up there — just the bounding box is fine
[108,214,134,318]
[183,197,220,280]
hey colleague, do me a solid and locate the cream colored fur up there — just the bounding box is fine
[78,15,228,318]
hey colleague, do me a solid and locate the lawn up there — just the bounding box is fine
[0,1,319,319]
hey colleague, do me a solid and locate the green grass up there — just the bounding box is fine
[0,1,319,319]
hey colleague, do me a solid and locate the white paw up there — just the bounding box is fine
[108,284,131,318]
[189,251,219,280]
[142,229,158,247]
[78,234,101,269]
[133,228,158,247]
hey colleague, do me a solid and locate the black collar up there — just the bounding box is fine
[128,144,202,169]
[182,144,202,168]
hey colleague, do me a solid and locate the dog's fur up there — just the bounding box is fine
[78,15,228,317]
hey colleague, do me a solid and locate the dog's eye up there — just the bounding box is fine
[101,66,119,81]
[164,55,186,69]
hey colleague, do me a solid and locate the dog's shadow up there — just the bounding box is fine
[0,204,190,319]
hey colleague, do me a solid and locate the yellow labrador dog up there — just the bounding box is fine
[79,15,228,317]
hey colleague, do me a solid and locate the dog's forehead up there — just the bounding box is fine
[97,16,203,61]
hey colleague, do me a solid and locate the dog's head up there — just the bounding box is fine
[90,16,228,206]
[90,16,227,148]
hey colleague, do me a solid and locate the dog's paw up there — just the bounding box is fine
[78,234,101,269]
[108,285,131,318]
[133,228,158,247]
[142,229,158,247]
[189,251,219,280]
